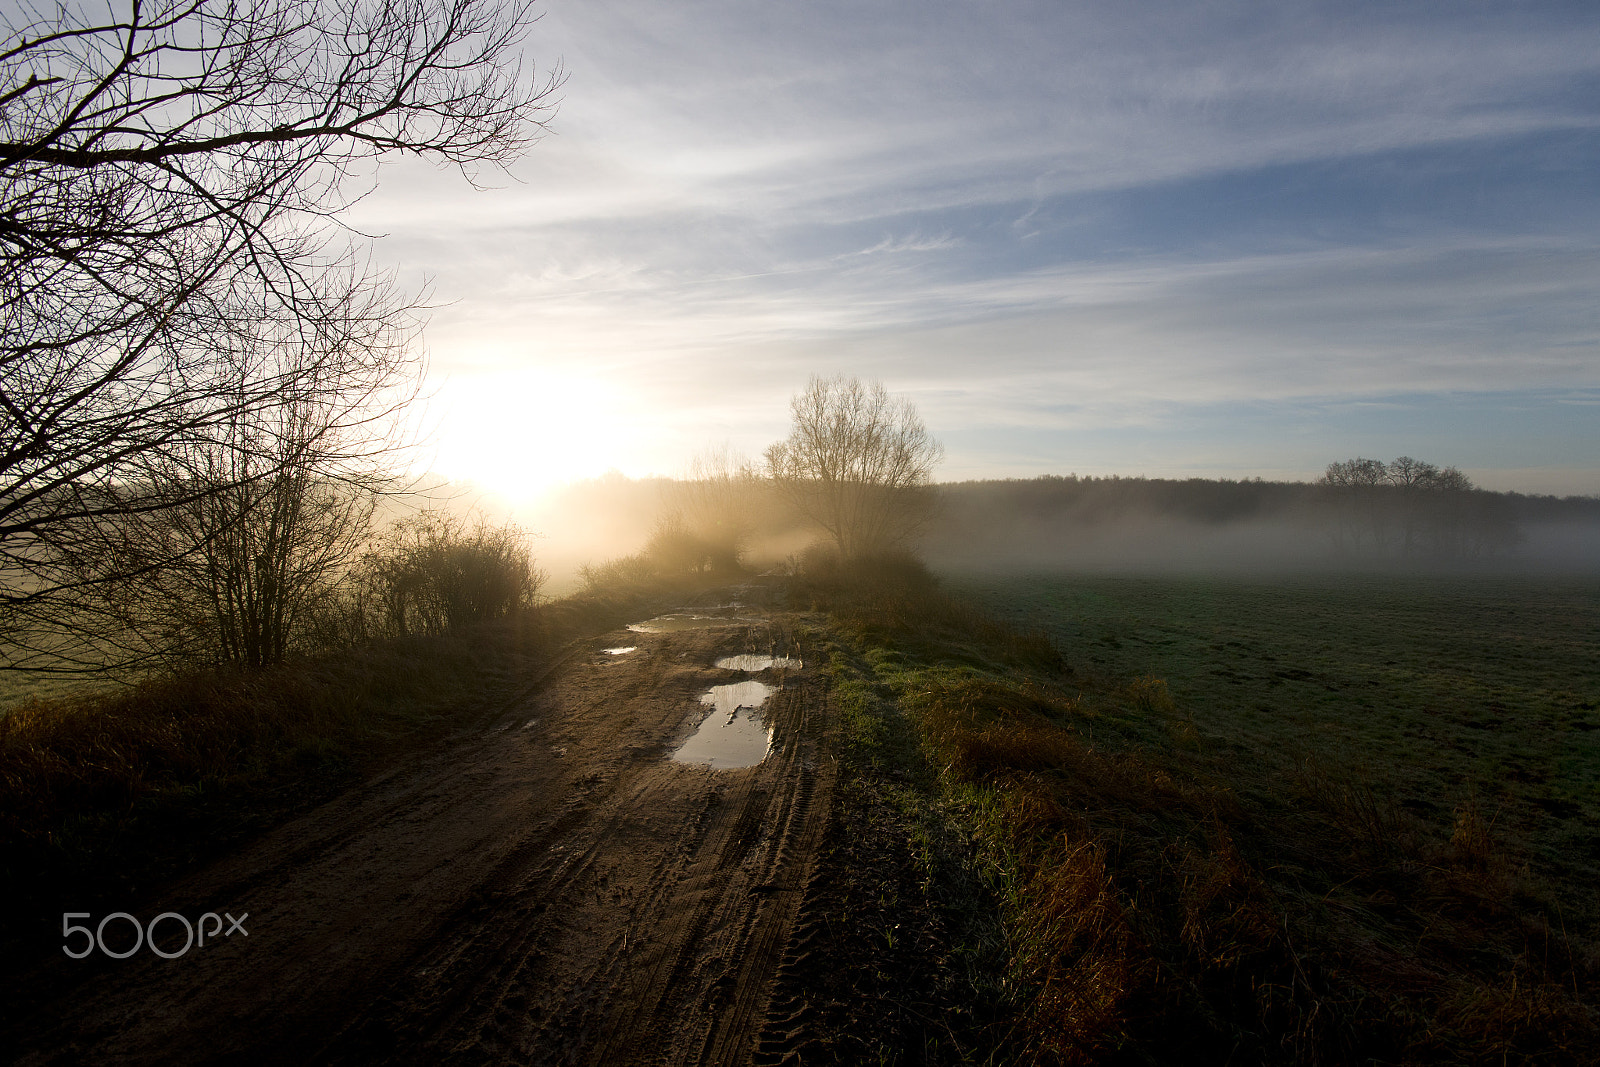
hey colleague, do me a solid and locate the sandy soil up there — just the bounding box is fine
[5,593,835,1065]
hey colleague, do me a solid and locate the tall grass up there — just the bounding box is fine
[0,626,515,900]
[0,577,664,961]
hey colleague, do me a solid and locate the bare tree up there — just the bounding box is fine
[1319,456,1487,559]
[79,334,405,669]
[1385,457,1473,556]
[1320,458,1390,490]
[95,446,379,671]
[1319,456,1391,549]
[764,375,943,559]
[0,0,559,668]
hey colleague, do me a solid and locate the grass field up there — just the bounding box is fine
[10,560,1596,1061]
[784,565,1599,1060]
[944,572,1600,934]
[0,667,119,712]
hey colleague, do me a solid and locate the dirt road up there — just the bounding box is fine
[7,594,836,1065]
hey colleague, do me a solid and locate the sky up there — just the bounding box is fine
[347,0,1600,501]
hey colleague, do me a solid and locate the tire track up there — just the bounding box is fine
[5,598,836,1066]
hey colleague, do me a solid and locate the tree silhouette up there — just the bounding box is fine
[765,375,942,559]
[0,0,559,669]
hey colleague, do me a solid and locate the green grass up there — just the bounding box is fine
[801,561,1600,1064]
[944,573,1600,936]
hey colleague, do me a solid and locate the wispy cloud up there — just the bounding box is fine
[353,0,1600,492]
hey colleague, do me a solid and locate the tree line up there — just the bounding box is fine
[924,459,1579,567]
[1315,455,1508,558]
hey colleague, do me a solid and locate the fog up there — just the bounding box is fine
[413,473,1600,592]
[425,473,810,597]
[918,478,1600,578]
[922,513,1600,578]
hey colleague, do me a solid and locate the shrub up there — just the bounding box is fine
[641,513,715,575]
[577,513,744,593]
[798,544,936,593]
[577,554,658,592]
[355,512,546,638]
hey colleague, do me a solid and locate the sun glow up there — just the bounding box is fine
[426,368,646,502]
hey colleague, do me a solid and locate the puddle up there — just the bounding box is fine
[672,680,775,769]
[628,613,749,633]
[714,654,802,672]
[602,646,637,655]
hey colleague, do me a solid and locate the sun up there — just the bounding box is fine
[426,368,643,502]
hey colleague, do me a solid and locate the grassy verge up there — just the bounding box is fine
[0,666,117,711]
[752,614,1013,1064]
[796,559,1599,1065]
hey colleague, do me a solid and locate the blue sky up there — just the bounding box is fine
[350,0,1600,498]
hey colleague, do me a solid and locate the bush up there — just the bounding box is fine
[799,544,936,590]
[641,513,715,575]
[577,554,659,592]
[577,513,745,594]
[792,544,940,617]
[354,512,546,638]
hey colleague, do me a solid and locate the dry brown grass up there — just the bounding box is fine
[0,627,528,904]
[1010,827,1140,1065]
[0,584,672,959]
[2,643,450,844]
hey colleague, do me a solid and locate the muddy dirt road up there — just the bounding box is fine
[6,595,836,1065]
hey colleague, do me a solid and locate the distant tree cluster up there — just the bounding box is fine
[1319,456,1472,493]
[571,450,782,591]
[1317,456,1516,558]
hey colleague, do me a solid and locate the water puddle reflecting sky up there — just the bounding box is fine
[628,613,748,633]
[713,654,801,672]
[671,680,774,769]
[603,646,637,655]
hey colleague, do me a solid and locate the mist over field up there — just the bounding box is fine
[477,470,1600,595]
[919,477,1600,577]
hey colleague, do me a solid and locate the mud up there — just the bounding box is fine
[3,599,834,1065]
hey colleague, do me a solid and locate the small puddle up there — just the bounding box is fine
[602,646,637,655]
[672,680,775,769]
[628,613,748,633]
[714,654,802,672]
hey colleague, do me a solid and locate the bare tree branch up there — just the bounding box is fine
[0,0,559,671]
